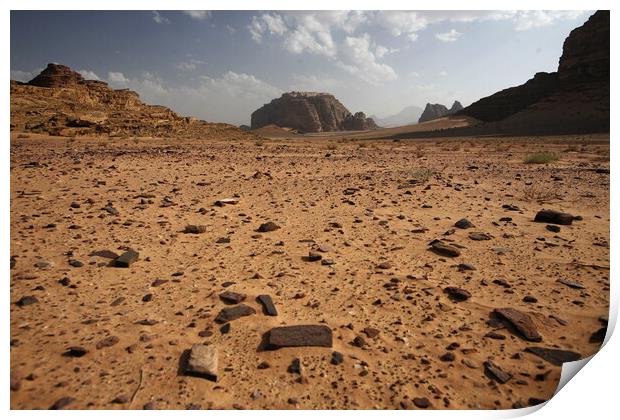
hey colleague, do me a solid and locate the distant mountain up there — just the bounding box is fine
[371,105,424,127]
[458,11,609,135]
[418,101,463,123]
[251,91,379,133]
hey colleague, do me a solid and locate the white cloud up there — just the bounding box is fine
[183,11,211,20]
[289,74,340,92]
[512,11,586,31]
[435,29,462,42]
[226,24,236,34]
[439,71,448,76]
[337,34,397,85]
[107,71,130,86]
[78,69,100,80]
[10,69,39,82]
[152,11,170,24]
[175,59,205,72]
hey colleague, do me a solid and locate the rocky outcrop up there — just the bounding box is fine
[27,63,85,88]
[418,101,463,123]
[250,92,378,133]
[459,10,609,134]
[11,63,255,140]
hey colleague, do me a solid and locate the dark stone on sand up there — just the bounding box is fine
[63,346,88,357]
[96,336,120,349]
[16,295,38,307]
[113,250,139,268]
[257,221,280,232]
[443,287,471,302]
[429,240,461,257]
[534,209,574,225]
[413,397,431,408]
[558,278,585,289]
[267,325,333,349]
[214,304,256,324]
[50,397,76,410]
[219,291,247,304]
[331,351,344,365]
[525,347,582,366]
[257,294,278,316]
[184,225,207,234]
[455,218,474,229]
[493,308,542,342]
[484,361,512,384]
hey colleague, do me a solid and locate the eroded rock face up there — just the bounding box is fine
[250,92,378,133]
[28,63,85,88]
[418,101,463,123]
[460,10,609,133]
[11,63,256,140]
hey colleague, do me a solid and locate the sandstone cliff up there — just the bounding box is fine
[418,101,463,123]
[459,10,609,134]
[250,92,378,133]
[11,63,254,140]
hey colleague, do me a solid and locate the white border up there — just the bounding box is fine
[4,1,616,419]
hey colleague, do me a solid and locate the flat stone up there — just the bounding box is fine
[257,221,280,232]
[257,294,278,316]
[50,396,76,410]
[219,291,247,304]
[429,240,461,257]
[96,336,119,349]
[15,295,38,307]
[113,250,139,268]
[102,205,120,216]
[484,361,512,384]
[468,232,492,241]
[525,347,582,366]
[413,397,431,408]
[493,308,542,342]
[63,346,88,357]
[558,278,586,289]
[214,304,256,324]
[534,209,574,225]
[185,344,218,381]
[214,198,239,207]
[443,287,471,302]
[184,225,206,234]
[362,327,380,338]
[306,251,322,262]
[267,325,333,349]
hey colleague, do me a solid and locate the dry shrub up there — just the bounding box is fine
[326,143,338,151]
[254,139,265,147]
[521,184,562,203]
[524,151,559,164]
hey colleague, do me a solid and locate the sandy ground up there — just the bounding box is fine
[10,133,609,410]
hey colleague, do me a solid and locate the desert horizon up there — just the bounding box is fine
[9,8,610,411]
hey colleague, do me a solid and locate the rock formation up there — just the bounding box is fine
[418,101,463,123]
[11,63,255,139]
[372,105,424,128]
[459,10,609,134]
[250,92,378,133]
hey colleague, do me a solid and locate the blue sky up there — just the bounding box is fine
[11,10,592,125]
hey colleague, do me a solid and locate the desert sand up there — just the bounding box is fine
[10,131,609,410]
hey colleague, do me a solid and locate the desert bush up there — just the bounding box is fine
[326,143,338,151]
[524,151,559,164]
[522,184,562,203]
[413,145,425,158]
[254,139,265,147]
[409,168,435,183]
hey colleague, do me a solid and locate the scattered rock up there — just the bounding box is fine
[525,347,582,366]
[534,209,574,225]
[492,308,542,342]
[185,344,218,381]
[558,278,586,289]
[96,336,120,349]
[219,291,247,305]
[15,295,38,307]
[63,346,88,357]
[267,325,333,349]
[257,221,280,232]
[468,232,492,241]
[257,295,278,316]
[484,361,512,383]
[429,240,461,257]
[113,250,139,268]
[443,287,471,302]
[331,351,344,365]
[455,218,474,229]
[184,225,207,234]
[50,396,76,410]
[413,397,431,408]
[214,304,256,324]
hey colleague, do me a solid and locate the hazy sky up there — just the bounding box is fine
[11,10,592,125]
